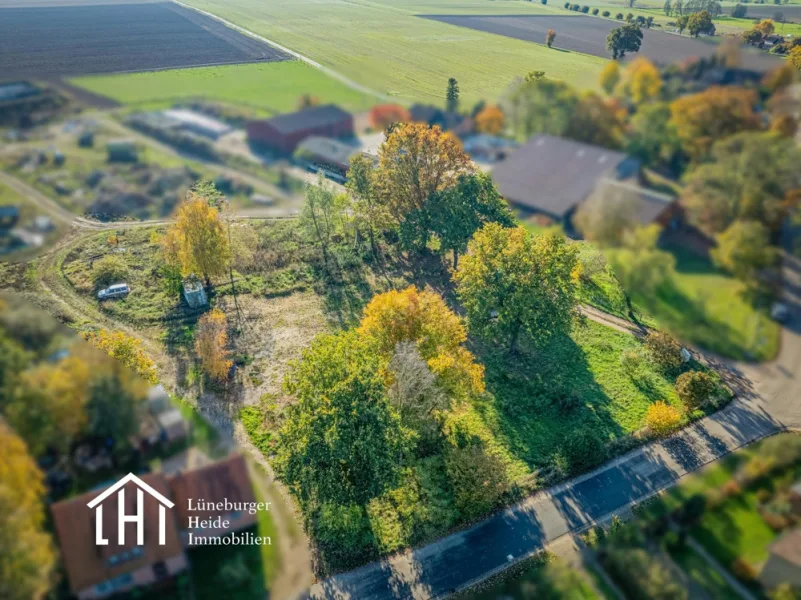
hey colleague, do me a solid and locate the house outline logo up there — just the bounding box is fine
[87,473,174,547]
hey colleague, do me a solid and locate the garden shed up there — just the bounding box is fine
[182,278,207,308]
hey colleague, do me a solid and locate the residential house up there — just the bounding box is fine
[246,104,353,154]
[490,134,678,235]
[760,527,801,589]
[51,474,188,600]
[169,453,257,542]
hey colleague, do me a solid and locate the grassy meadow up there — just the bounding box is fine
[180,0,607,106]
[70,61,378,115]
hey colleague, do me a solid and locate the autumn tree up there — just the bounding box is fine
[599,60,621,95]
[669,86,759,160]
[358,286,485,396]
[426,172,515,268]
[368,104,411,131]
[454,224,580,352]
[546,28,557,47]
[687,10,714,37]
[276,330,412,506]
[681,132,801,235]
[606,23,643,59]
[3,355,90,455]
[755,18,775,37]
[565,92,626,149]
[620,57,662,104]
[195,308,233,382]
[163,192,231,287]
[711,220,777,283]
[0,421,56,600]
[446,77,460,113]
[374,123,474,247]
[475,105,505,135]
[790,46,801,71]
[81,329,158,384]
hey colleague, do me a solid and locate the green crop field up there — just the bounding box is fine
[179,0,608,106]
[70,61,378,115]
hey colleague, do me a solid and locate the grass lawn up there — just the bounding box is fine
[180,0,607,106]
[71,61,378,115]
[670,544,742,600]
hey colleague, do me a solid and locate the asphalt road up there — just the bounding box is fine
[423,14,779,71]
[305,231,801,599]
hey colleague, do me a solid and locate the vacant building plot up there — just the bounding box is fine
[424,14,779,71]
[0,1,288,78]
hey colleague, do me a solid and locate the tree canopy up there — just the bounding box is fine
[606,23,643,59]
[454,224,580,352]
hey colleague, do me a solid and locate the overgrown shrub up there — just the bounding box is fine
[310,503,376,572]
[563,429,607,474]
[646,401,682,436]
[445,444,508,519]
[675,370,716,411]
[603,547,688,600]
[644,331,684,374]
[731,557,757,583]
[620,349,643,374]
[91,255,129,288]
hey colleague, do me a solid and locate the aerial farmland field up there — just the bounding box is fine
[0,1,288,78]
[180,0,609,106]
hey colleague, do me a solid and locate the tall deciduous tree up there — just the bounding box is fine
[681,132,801,235]
[346,153,389,257]
[669,86,759,160]
[504,78,579,140]
[454,224,580,352]
[711,220,777,283]
[606,23,643,59]
[195,308,233,382]
[163,192,231,287]
[276,331,412,506]
[300,177,348,265]
[475,105,505,134]
[620,57,663,104]
[81,329,158,383]
[546,28,557,47]
[0,420,56,600]
[687,10,715,37]
[427,172,515,268]
[599,60,621,95]
[374,123,474,246]
[358,286,485,396]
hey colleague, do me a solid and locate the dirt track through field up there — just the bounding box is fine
[0,1,289,78]
[424,13,779,70]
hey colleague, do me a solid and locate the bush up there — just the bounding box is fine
[582,5,590,12]
[603,547,688,600]
[592,7,600,14]
[616,12,625,18]
[91,255,129,288]
[603,10,611,16]
[646,401,682,436]
[620,349,643,374]
[644,331,684,373]
[445,444,508,519]
[541,0,548,4]
[311,503,376,572]
[731,557,757,583]
[564,1,570,7]
[563,429,607,474]
[675,370,716,412]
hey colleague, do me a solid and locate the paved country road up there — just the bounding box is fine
[305,232,801,599]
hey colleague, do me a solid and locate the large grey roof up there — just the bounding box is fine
[264,104,351,135]
[491,134,631,218]
[593,178,675,226]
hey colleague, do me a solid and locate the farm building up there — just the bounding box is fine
[246,104,353,154]
[161,109,233,140]
[491,134,679,235]
[295,136,374,180]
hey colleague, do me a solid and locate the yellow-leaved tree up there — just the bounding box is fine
[599,60,621,96]
[194,308,232,382]
[358,286,484,396]
[163,192,231,287]
[0,420,56,600]
[621,57,662,105]
[82,329,158,384]
[475,105,505,135]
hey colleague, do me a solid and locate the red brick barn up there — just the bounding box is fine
[246,104,354,154]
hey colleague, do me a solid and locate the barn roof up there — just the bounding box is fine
[265,104,351,135]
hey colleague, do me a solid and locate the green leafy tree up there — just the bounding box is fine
[454,224,579,352]
[446,77,460,113]
[346,153,389,257]
[276,331,412,506]
[606,23,644,59]
[711,220,777,283]
[682,132,801,235]
[0,421,56,600]
[445,444,508,519]
[300,177,349,266]
[687,10,715,37]
[677,14,689,34]
[427,172,515,268]
[626,102,682,169]
[504,78,579,140]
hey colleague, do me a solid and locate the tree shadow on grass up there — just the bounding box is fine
[471,329,624,470]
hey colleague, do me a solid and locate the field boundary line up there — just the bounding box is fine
[170,0,393,103]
